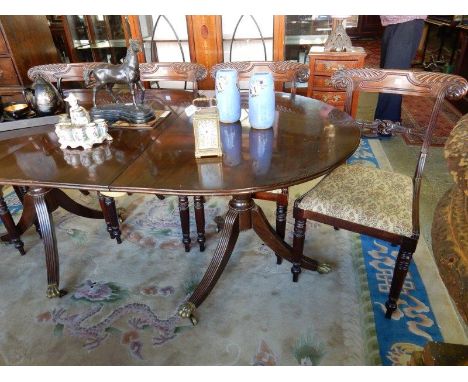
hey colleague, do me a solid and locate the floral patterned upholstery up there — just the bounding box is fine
[297,164,414,237]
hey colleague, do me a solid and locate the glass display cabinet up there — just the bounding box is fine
[64,15,128,63]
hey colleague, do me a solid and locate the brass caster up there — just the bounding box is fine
[46,284,67,298]
[117,208,126,223]
[178,302,198,326]
[189,315,198,326]
[317,263,332,274]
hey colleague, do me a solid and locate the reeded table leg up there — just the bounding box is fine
[29,187,66,298]
[178,200,242,325]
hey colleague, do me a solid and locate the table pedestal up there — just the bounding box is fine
[177,194,331,325]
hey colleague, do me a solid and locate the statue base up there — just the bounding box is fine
[90,103,156,124]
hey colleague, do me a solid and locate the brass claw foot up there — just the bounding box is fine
[178,302,198,326]
[46,283,67,298]
[317,263,332,274]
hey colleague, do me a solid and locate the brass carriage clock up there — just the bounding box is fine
[192,98,223,158]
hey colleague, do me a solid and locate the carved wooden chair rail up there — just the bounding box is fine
[27,62,208,93]
[331,68,468,135]
[210,61,310,94]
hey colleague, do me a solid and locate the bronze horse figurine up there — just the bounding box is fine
[84,39,145,107]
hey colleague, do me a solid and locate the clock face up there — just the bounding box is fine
[197,120,218,149]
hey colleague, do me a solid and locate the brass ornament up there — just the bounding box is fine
[46,284,66,298]
[317,263,332,274]
[178,302,198,326]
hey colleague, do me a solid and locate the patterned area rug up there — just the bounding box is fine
[355,38,463,146]
[401,96,462,146]
[0,139,465,365]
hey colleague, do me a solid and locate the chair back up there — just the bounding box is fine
[331,68,468,236]
[28,62,207,93]
[139,62,207,92]
[210,61,309,94]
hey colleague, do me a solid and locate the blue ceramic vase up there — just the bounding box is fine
[215,69,241,123]
[249,127,273,175]
[248,72,275,129]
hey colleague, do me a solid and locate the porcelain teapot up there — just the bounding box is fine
[23,74,64,116]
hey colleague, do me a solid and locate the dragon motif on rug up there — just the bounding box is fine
[47,303,181,359]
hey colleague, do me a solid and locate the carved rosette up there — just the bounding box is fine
[412,72,468,100]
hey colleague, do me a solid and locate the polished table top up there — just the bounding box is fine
[0,89,360,195]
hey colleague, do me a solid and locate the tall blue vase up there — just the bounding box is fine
[215,69,241,123]
[248,72,275,129]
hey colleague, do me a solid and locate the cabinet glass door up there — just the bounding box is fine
[66,15,127,63]
[66,15,93,62]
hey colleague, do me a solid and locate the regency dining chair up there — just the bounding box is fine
[210,61,310,263]
[290,68,468,319]
[26,61,208,251]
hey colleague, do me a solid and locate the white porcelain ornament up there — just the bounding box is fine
[55,93,113,150]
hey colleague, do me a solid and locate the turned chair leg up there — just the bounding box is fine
[291,217,307,282]
[98,193,122,244]
[194,196,206,252]
[385,241,416,318]
[178,196,191,252]
[98,192,114,240]
[0,192,25,255]
[275,197,288,265]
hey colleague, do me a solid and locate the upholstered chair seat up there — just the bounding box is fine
[297,164,414,237]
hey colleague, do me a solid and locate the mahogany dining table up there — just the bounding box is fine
[0,89,360,324]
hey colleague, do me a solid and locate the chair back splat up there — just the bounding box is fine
[331,68,468,236]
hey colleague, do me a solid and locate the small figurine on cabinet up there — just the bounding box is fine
[324,17,353,52]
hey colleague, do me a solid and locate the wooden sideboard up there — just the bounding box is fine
[0,16,59,102]
[307,49,367,117]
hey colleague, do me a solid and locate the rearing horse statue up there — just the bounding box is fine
[84,39,145,108]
